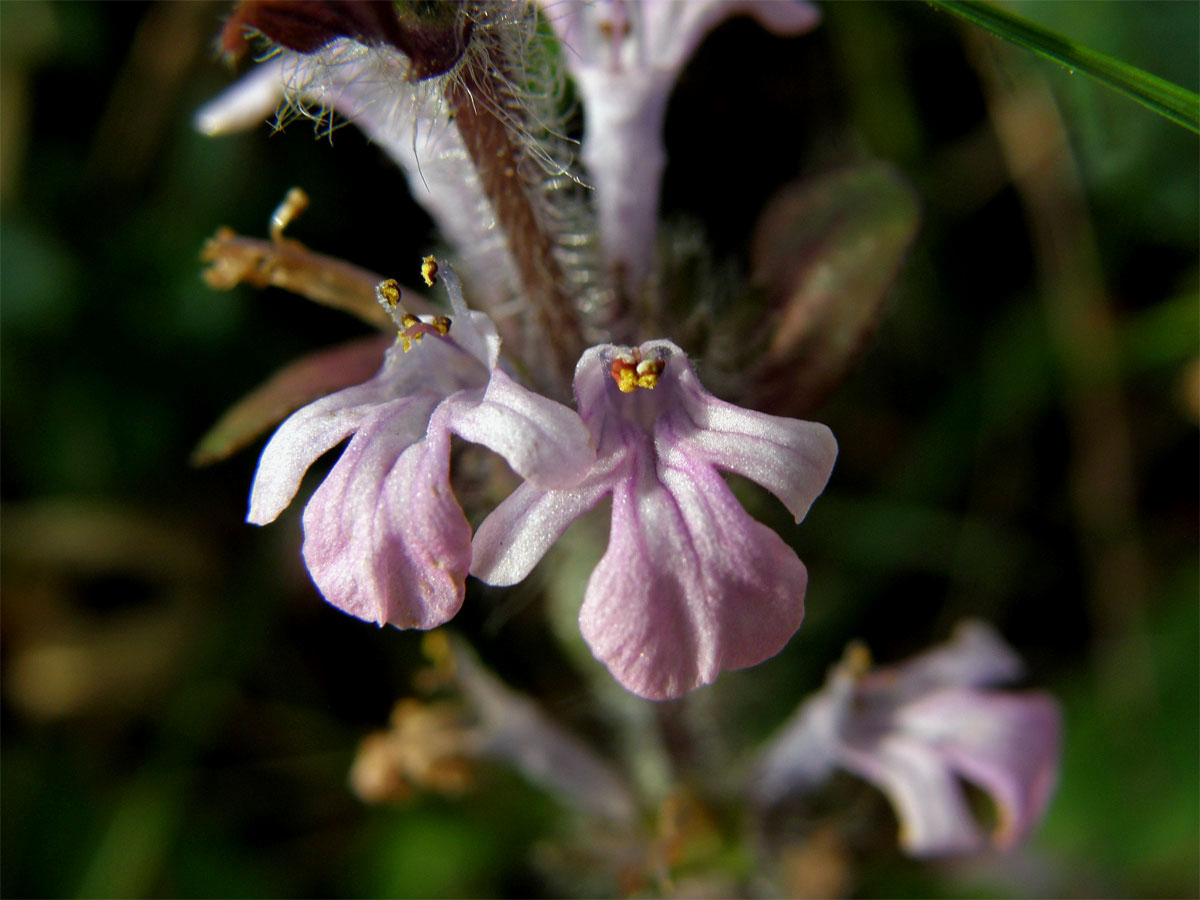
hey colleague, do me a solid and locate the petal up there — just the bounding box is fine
[580,445,807,700]
[542,0,816,295]
[470,476,612,587]
[897,689,1061,851]
[247,375,421,525]
[575,68,670,293]
[302,410,470,628]
[874,619,1027,699]
[194,58,285,136]
[654,0,821,70]
[663,356,837,522]
[445,368,595,488]
[749,682,846,808]
[838,734,987,857]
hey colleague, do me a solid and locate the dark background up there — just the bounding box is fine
[2,1,1197,896]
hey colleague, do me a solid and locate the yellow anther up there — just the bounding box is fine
[377,279,402,308]
[396,313,448,353]
[610,351,664,392]
[844,641,873,678]
[635,359,663,389]
[421,255,439,287]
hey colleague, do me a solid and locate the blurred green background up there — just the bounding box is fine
[2,1,1196,897]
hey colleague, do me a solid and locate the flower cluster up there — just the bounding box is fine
[198,0,1062,860]
[200,0,835,700]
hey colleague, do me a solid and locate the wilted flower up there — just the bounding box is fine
[751,620,1062,856]
[472,339,837,699]
[248,263,593,628]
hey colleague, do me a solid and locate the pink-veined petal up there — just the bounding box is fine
[898,689,1061,851]
[301,410,469,628]
[749,679,847,808]
[470,476,613,587]
[877,619,1028,697]
[247,377,428,525]
[446,368,594,488]
[663,359,837,522]
[580,446,807,700]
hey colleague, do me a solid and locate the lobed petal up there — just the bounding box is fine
[839,734,987,856]
[748,678,847,808]
[874,619,1027,700]
[897,689,1061,851]
[302,410,470,629]
[470,477,612,587]
[663,355,837,522]
[194,334,390,467]
[580,445,807,700]
[247,377,425,525]
[446,368,595,488]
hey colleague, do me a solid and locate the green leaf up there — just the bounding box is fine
[927,0,1200,133]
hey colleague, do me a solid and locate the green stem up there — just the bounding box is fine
[927,0,1200,133]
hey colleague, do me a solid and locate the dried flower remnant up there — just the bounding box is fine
[471,340,837,700]
[352,632,637,823]
[247,260,593,630]
[751,621,1062,857]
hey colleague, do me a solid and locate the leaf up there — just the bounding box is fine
[191,334,391,466]
[927,0,1200,133]
[739,161,920,416]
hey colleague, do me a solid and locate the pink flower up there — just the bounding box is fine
[248,264,593,628]
[471,339,837,699]
[540,0,820,294]
[752,621,1062,856]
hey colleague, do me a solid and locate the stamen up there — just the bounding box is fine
[635,358,664,390]
[375,277,451,351]
[609,348,663,393]
[610,356,638,393]
[375,278,409,331]
[421,255,439,287]
[844,641,873,679]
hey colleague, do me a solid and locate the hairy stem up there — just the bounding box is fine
[445,33,585,384]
